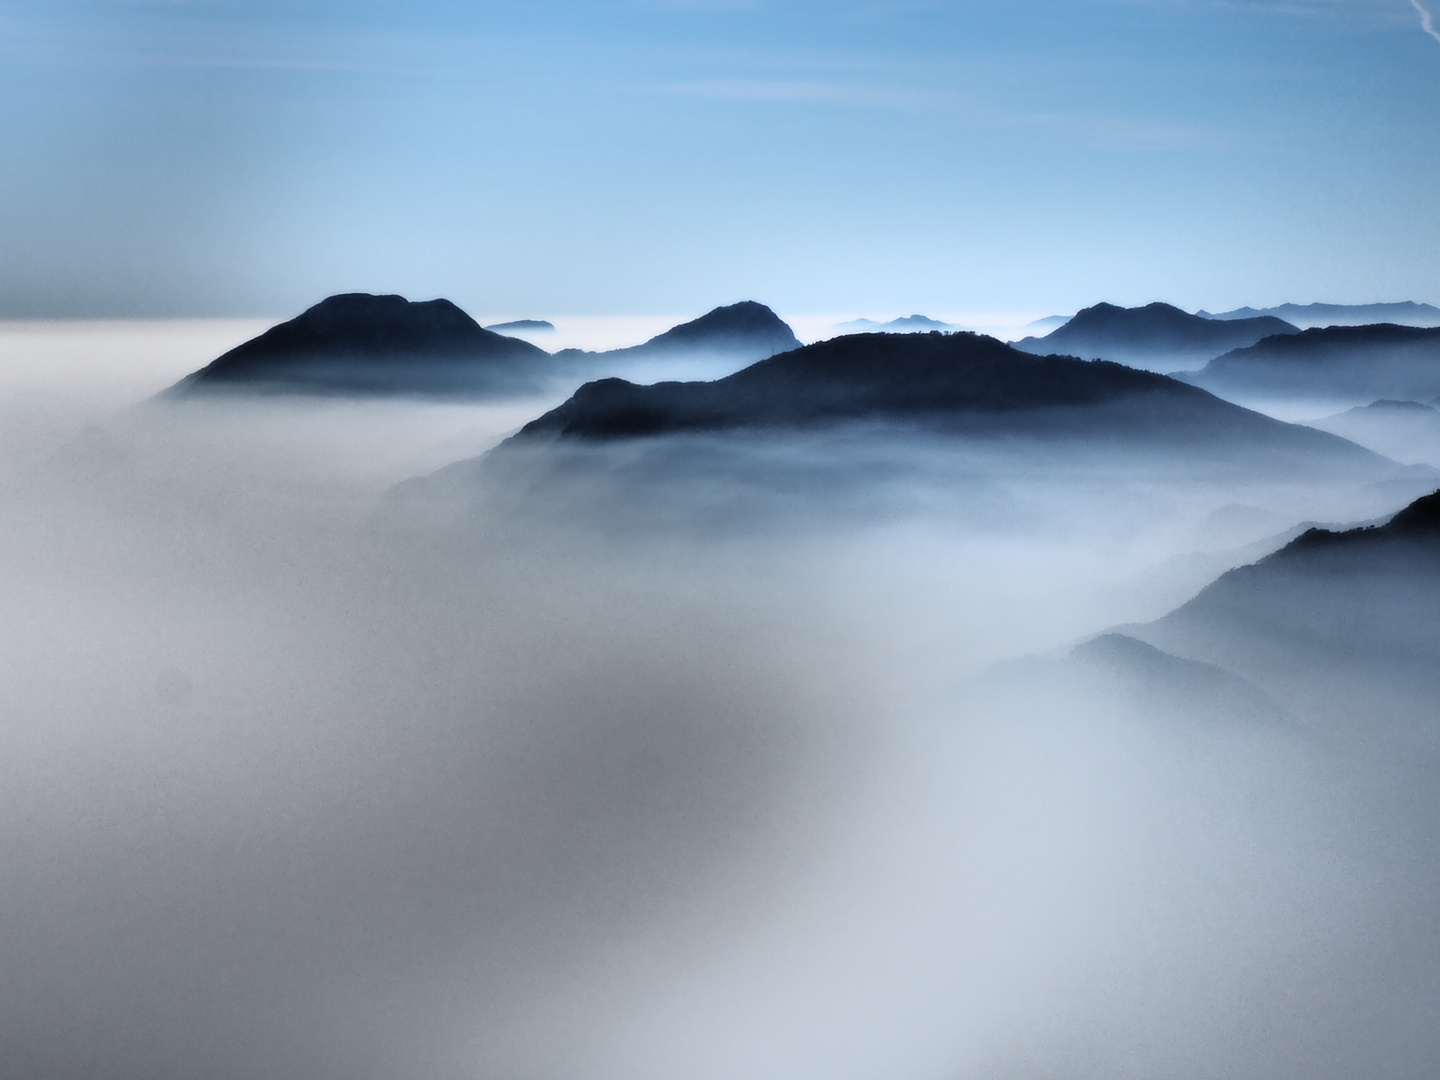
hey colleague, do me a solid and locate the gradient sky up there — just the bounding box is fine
[2,0,1438,319]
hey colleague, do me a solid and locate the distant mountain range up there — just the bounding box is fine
[167,295,799,399]
[1014,302,1298,370]
[1179,324,1440,406]
[834,315,958,334]
[1200,301,1440,329]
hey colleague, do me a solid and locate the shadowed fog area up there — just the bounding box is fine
[2,322,1440,1079]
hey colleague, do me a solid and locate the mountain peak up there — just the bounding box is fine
[168,292,549,397]
[639,301,800,354]
[1013,301,1297,370]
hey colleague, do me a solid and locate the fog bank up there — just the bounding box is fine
[0,341,1437,1078]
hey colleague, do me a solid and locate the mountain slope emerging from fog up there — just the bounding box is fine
[1205,301,1440,329]
[1181,324,1440,406]
[510,331,1383,459]
[1013,302,1297,369]
[555,301,800,363]
[170,293,552,397]
[1125,488,1440,732]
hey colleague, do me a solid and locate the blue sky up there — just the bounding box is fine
[2,0,1438,318]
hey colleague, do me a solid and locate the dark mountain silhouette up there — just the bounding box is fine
[169,293,552,398]
[510,331,1386,465]
[555,302,800,365]
[1014,302,1297,369]
[1202,301,1440,329]
[1180,324,1440,405]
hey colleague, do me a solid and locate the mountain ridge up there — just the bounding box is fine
[1013,301,1298,370]
[1180,323,1440,405]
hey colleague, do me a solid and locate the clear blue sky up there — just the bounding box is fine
[2,0,1438,318]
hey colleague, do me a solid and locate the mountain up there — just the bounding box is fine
[1180,324,1440,407]
[1121,487,1440,731]
[976,486,1440,753]
[510,331,1385,462]
[396,330,1433,544]
[168,293,552,398]
[1308,399,1440,468]
[1013,302,1298,370]
[835,315,958,334]
[556,302,799,365]
[1202,301,1440,329]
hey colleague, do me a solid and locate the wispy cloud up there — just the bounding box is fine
[659,78,938,108]
[657,77,1224,150]
[1411,0,1440,45]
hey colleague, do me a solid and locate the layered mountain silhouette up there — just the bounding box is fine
[510,331,1391,467]
[554,301,799,364]
[169,293,552,398]
[1180,324,1440,405]
[1202,301,1440,329]
[1014,302,1297,370]
[167,296,800,399]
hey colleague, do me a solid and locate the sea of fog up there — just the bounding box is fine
[0,321,1436,1079]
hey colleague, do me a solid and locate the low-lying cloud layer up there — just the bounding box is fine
[1,325,1438,1078]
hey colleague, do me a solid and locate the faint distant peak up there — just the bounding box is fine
[488,319,556,333]
[1203,301,1440,329]
[835,314,958,334]
[1024,314,1072,335]
[1346,398,1440,416]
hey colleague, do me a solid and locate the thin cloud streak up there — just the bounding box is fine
[1412,0,1440,44]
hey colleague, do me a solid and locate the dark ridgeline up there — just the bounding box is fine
[1013,301,1298,367]
[554,301,800,362]
[1202,301,1440,329]
[1180,324,1440,403]
[169,293,552,398]
[510,330,1383,462]
[1269,486,1440,553]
